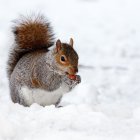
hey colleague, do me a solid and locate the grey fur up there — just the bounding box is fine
[9,48,81,106]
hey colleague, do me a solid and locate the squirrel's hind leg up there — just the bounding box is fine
[55,97,63,108]
[10,84,29,107]
[10,85,21,104]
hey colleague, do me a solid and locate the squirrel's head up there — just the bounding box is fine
[54,38,79,76]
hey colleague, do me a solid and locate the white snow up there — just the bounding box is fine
[0,0,140,139]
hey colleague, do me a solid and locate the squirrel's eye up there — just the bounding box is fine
[61,56,66,62]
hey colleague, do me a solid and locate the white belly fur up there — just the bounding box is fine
[20,85,68,106]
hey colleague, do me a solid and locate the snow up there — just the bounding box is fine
[0,0,140,139]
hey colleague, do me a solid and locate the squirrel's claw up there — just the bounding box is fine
[75,75,81,84]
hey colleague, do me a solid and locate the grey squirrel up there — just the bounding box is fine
[7,14,81,107]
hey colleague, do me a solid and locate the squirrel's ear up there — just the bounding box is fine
[56,39,62,52]
[56,39,61,52]
[69,38,74,48]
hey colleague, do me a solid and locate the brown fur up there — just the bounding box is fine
[7,14,54,79]
[31,78,41,88]
[55,43,79,75]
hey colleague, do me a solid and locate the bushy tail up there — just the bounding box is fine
[7,14,54,79]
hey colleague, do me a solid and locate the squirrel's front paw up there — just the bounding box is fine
[75,75,81,84]
[67,74,81,83]
[62,75,81,88]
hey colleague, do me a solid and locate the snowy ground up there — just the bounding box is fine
[0,0,140,139]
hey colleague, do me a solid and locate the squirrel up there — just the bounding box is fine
[7,14,81,107]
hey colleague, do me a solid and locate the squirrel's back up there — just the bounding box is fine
[7,14,54,79]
